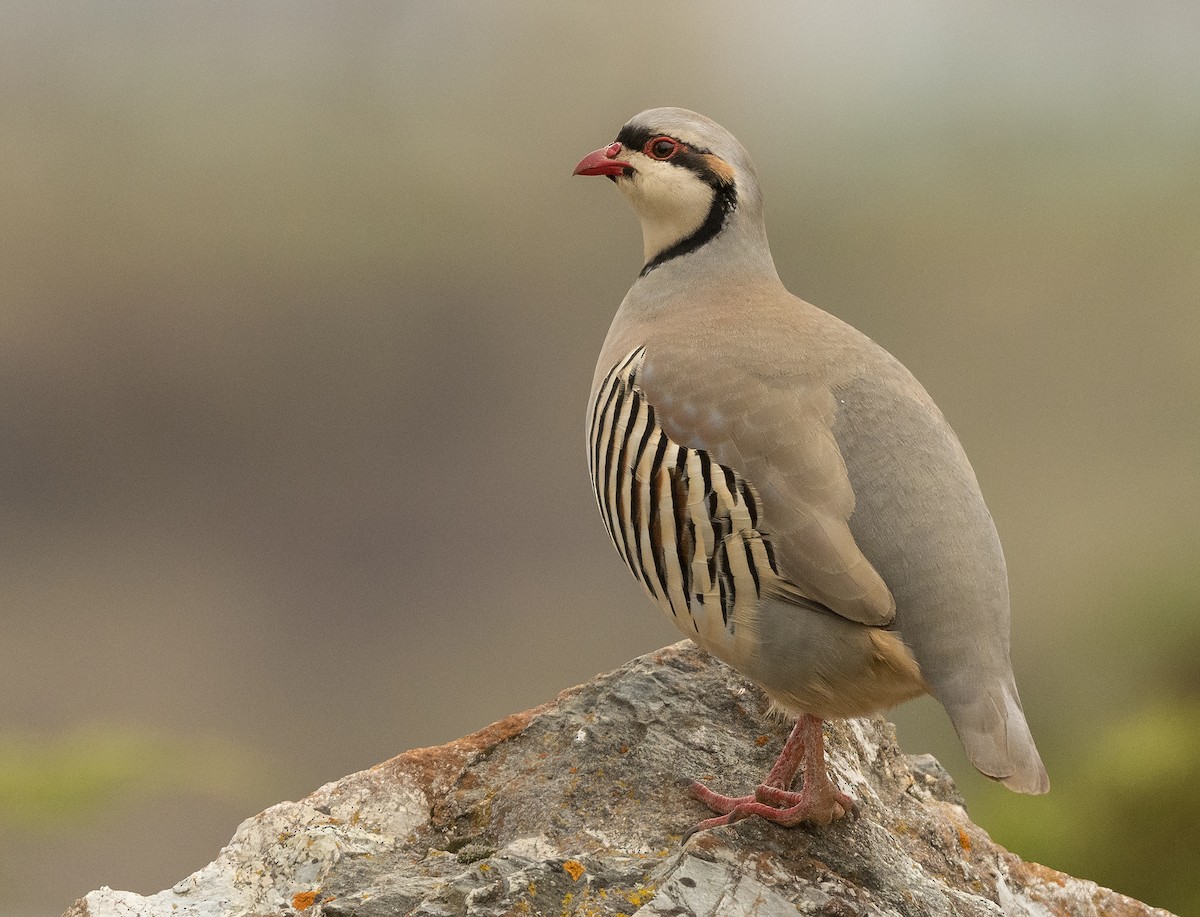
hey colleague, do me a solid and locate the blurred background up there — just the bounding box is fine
[2,2,1198,915]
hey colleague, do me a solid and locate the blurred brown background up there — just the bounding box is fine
[2,3,1198,915]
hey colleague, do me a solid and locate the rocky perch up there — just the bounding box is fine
[68,642,1173,917]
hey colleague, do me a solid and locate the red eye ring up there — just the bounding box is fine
[644,136,681,160]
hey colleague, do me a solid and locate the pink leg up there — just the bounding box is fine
[687,718,807,815]
[761,717,809,790]
[684,715,855,841]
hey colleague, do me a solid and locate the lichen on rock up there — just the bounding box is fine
[66,642,1175,917]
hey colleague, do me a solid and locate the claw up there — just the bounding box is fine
[681,812,737,844]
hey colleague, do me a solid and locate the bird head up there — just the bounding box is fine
[574,108,769,277]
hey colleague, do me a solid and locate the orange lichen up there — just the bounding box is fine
[370,706,544,802]
[755,735,770,747]
[624,885,656,907]
[1017,860,1069,888]
[291,890,319,910]
[562,859,586,881]
[957,826,972,851]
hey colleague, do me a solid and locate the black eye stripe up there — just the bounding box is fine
[615,125,712,158]
[615,125,732,193]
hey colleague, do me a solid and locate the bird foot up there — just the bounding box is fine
[683,778,855,842]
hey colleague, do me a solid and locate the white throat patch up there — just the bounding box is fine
[620,161,716,265]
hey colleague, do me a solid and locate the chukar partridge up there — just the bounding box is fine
[574,108,1048,838]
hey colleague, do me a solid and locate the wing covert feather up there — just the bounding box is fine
[639,354,896,627]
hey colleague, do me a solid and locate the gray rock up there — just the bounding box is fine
[65,642,1174,917]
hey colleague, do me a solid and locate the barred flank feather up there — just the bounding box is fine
[587,348,781,641]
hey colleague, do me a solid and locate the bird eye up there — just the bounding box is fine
[645,137,680,160]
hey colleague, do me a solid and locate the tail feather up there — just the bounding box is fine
[949,682,1049,795]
